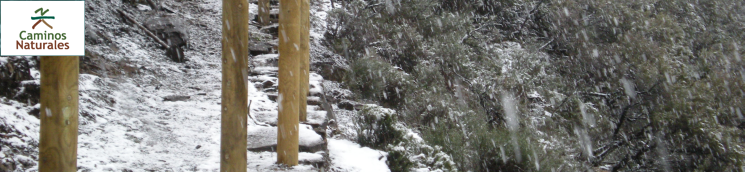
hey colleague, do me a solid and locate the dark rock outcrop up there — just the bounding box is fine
[0,57,40,105]
[144,17,189,62]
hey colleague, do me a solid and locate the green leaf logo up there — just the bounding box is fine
[31,7,54,29]
[35,8,49,16]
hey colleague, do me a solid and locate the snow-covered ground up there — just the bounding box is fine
[0,0,391,171]
[328,139,389,172]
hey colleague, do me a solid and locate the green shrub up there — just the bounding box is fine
[385,149,413,172]
[356,105,458,171]
[356,104,405,149]
[327,0,745,171]
[347,57,411,108]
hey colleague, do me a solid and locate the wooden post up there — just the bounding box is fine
[221,0,249,170]
[277,0,301,166]
[39,56,79,172]
[299,0,310,122]
[259,0,271,26]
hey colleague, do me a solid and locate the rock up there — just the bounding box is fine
[261,80,275,89]
[250,32,274,43]
[251,9,279,24]
[267,93,278,101]
[166,45,186,63]
[250,42,274,56]
[85,25,103,44]
[251,66,278,76]
[137,4,152,11]
[144,17,189,62]
[0,57,39,105]
[259,24,278,36]
[299,152,327,167]
[269,9,279,20]
[81,49,109,76]
[250,54,278,67]
[263,87,276,93]
[315,61,349,82]
[254,110,325,127]
[337,101,355,111]
[354,104,365,111]
[267,39,279,50]
[161,6,178,13]
[144,17,189,42]
[307,96,322,106]
[247,125,326,152]
[163,95,190,101]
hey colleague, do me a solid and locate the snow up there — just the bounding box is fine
[0,99,40,171]
[245,151,318,172]
[136,4,152,11]
[360,104,396,119]
[246,124,324,149]
[620,78,636,99]
[79,74,101,91]
[1,0,391,171]
[328,139,390,172]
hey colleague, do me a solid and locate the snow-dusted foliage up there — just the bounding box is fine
[355,105,456,172]
[325,0,744,171]
[1,0,744,171]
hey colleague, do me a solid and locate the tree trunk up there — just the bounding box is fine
[259,0,271,26]
[277,0,302,166]
[299,0,310,122]
[39,56,79,172]
[220,0,249,170]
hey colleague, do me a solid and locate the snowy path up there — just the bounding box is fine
[0,0,392,171]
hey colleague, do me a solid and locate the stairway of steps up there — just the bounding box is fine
[246,0,331,168]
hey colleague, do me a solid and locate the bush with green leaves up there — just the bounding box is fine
[356,105,457,171]
[326,0,745,171]
[541,0,745,170]
[347,57,412,108]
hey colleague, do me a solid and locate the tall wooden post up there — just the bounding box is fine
[258,0,271,26]
[221,0,249,170]
[277,0,301,166]
[299,0,310,121]
[39,56,79,172]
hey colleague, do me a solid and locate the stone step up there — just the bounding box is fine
[308,105,324,111]
[251,66,278,76]
[250,9,280,24]
[259,24,279,37]
[307,96,322,106]
[254,80,276,90]
[337,100,365,111]
[298,152,327,168]
[248,75,276,84]
[266,92,278,101]
[251,105,322,114]
[252,82,323,96]
[250,42,275,55]
[252,109,327,127]
[251,54,278,67]
[249,0,279,6]
[247,151,326,169]
[247,125,326,153]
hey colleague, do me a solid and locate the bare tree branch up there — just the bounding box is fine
[117,9,171,49]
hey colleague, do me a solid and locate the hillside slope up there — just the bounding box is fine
[1,0,391,171]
